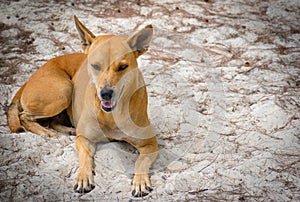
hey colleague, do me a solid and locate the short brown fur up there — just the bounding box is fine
[7,16,158,197]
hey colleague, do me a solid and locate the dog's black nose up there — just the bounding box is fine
[100,89,114,101]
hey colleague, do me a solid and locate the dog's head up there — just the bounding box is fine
[74,16,153,113]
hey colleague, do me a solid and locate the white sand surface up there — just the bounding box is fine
[0,0,299,201]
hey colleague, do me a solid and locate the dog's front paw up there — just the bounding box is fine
[131,173,153,197]
[74,168,95,194]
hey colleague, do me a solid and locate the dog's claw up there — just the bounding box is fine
[146,186,153,192]
[131,174,153,197]
[16,127,25,133]
[69,131,76,136]
[74,183,95,194]
[132,190,150,197]
[74,170,95,194]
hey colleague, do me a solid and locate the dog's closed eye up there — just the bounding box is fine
[91,64,101,71]
[118,64,128,71]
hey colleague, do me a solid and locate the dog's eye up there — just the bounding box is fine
[91,64,101,71]
[118,64,128,71]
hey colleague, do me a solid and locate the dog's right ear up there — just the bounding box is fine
[127,24,153,58]
[74,16,96,53]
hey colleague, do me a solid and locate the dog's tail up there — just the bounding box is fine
[7,84,26,133]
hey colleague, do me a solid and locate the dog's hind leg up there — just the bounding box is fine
[48,110,76,136]
[49,120,76,136]
[20,76,74,137]
[20,112,58,138]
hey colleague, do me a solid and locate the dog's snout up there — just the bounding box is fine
[100,89,114,101]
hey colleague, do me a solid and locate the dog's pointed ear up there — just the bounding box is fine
[74,16,96,53]
[127,24,153,58]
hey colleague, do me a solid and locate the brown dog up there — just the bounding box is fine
[7,16,158,197]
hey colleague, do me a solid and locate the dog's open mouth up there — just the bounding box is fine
[100,85,125,113]
[101,101,116,112]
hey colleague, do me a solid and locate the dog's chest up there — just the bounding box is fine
[101,126,128,141]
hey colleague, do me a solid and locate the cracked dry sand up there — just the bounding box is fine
[0,0,299,201]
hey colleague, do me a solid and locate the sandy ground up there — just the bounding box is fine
[0,0,299,201]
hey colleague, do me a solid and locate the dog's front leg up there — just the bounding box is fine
[74,135,96,194]
[131,136,158,197]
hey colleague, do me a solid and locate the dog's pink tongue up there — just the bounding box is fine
[102,101,113,108]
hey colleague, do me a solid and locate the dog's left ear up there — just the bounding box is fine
[127,24,153,58]
[74,16,96,53]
